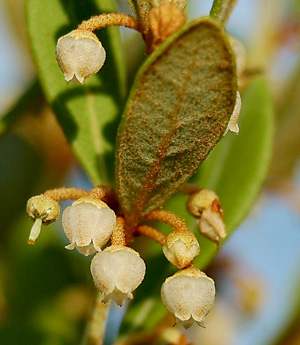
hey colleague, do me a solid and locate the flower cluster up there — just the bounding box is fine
[35,10,228,325]
[33,2,238,334]
[26,188,145,306]
[26,184,223,327]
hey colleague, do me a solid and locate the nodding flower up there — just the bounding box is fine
[26,195,60,245]
[91,245,146,306]
[161,267,215,328]
[62,197,116,256]
[56,29,106,84]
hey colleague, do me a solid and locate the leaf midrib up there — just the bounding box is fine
[134,53,197,222]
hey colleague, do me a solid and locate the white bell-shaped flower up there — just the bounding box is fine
[90,245,146,306]
[56,29,106,83]
[62,197,116,256]
[26,195,60,244]
[163,231,200,268]
[161,267,215,328]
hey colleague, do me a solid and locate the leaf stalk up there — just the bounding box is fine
[210,0,238,25]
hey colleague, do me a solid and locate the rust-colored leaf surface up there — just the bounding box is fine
[116,17,236,228]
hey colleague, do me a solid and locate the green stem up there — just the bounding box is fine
[82,292,109,345]
[210,0,238,25]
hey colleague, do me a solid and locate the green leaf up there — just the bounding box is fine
[269,61,300,178]
[0,80,41,136]
[0,133,42,234]
[26,0,126,185]
[120,77,274,335]
[116,17,236,228]
[173,76,275,268]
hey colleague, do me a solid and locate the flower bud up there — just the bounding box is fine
[163,232,200,268]
[187,189,218,218]
[197,208,226,244]
[56,29,106,84]
[26,195,60,244]
[149,3,186,47]
[90,245,146,306]
[225,91,241,135]
[187,189,226,244]
[161,267,215,328]
[62,197,116,256]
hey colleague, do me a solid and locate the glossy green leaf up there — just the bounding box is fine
[26,0,126,184]
[116,17,236,228]
[120,77,274,335]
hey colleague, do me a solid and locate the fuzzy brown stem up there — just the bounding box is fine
[78,13,141,32]
[111,217,126,246]
[89,185,118,209]
[136,224,166,245]
[144,210,190,233]
[44,187,89,201]
[143,30,156,55]
[82,293,109,345]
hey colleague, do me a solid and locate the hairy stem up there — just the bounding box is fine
[82,293,109,345]
[136,224,166,245]
[111,217,126,246]
[89,185,114,199]
[144,210,190,233]
[210,0,238,25]
[78,13,141,32]
[43,187,89,201]
[89,185,118,210]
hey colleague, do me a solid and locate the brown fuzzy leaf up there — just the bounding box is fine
[116,17,236,228]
